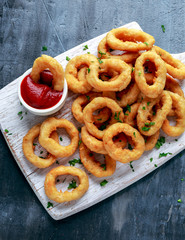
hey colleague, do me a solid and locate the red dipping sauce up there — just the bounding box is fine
[21,71,63,109]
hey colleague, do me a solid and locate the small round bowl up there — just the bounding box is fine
[18,69,68,116]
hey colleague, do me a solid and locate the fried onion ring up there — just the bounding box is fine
[124,103,140,127]
[98,37,139,63]
[87,59,131,92]
[103,123,145,163]
[39,117,79,158]
[162,92,185,137]
[83,97,124,139]
[106,28,155,52]
[30,54,64,91]
[22,124,59,168]
[144,130,160,151]
[44,166,89,203]
[137,91,172,136]
[65,54,98,93]
[79,142,116,177]
[153,46,185,80]
[135,51,166,98]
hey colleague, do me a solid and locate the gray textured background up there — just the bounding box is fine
[1,0,185,239]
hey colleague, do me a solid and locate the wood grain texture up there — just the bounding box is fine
[1,0,185,239]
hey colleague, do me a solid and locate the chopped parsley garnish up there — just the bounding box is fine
[141,127,150,131]
[56,160,59,164]
[33,143,37,146]
[155,136,165,149]
[83,45,88,50]
[101,164,106,171]
[87,52,90,54]
[60,137,63,141]
[175,139,178,141]
[124,113,129,116]
[146,59,150,61]
[39,156,45,159]
[98,51,106,58]
[69,158,82,166]
[147,102,151,106]
[56,179,60,182]
[159,152,172,158]
[133,132,136,138]
[153,111,156,116]
[68,179,77,189]
[150,158,153,162]
[20,116,23,120]
[127,104,131,113]
[181,178,184,181]
[4,129,9,133]
[78,127,81,132]
[87,68,90,73]
[144,42,149,46]
[98,59,103,64]
[177,199,182,203]
[86,95,90,101]
[78,140,82,146]
[131,67,134,73]
[138,71,141,76]
[42,46,47,51]
[18,111,23,115]
[154,164,158,167]
[161,25,165,33]
[66,56,70,61]
[89,152,93,157]
[116,96,121,101]
[97,118,102,121]
[114,111,122,123]
[8,133,12,135]
[100,179,108,187]
[142,106,146,110]
[128,143,133,150]
[99,123,108,131]
[129,161,135,172]
[145,122,155,126]
[40,151,43,154]
[47,202,53,208]
[20,102,22,105]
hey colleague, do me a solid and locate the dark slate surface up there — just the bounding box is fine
[1,0,185,239]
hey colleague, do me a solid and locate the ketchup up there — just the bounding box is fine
[21,71,63,109]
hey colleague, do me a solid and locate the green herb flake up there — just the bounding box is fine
[33,143,37,146]
[181,178,184,181]
[100,179,108,187]
[78,140,82,146]
[39,156,45,159]
[8,133,12,135]
[86,95,90,101]
[42,46,47,51]
[87,52,90,54]
[155,136,165,149]
[98,59,103,64]
[133,132,136,138]
[150,158,153,162]
[175,139,178,141]
[66,56,70,61]
[129,161,135,172]
[114,111,123,123]
[78,127,81,132]
[47,202,53,208]
[159,152,172,158]
[60,137,63,141]
[69,158,82,166]
[20,116,23,120]
[153,111,156,116]
[89,153,93,157]
[131,67,134,73]
[56,160,59,164]
[142,106,146,110]
[154,164,158,168]
[4,129,9,133]
[20,102,22,105]
[141,127,150,131]
[98,51,106,57]
[150,122,155,126]
[127,104,131,113]
[68,179,77,189]
[40,151,43,154]
[147,102,151,106]
[83,45,88,50]
[128,143,133,150]
[116,96,121,101]
[17,111,23,116]
[146,59,150,61]
[138,71,141,76]
[87,68,90,73]
[124,113,129,116]
[97,118,102,121]
[177,199,182,203]
[101,164,106,171]
[161,25,165,33]
[144,42,149,46]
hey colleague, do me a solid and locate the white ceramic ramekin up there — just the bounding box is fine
[18,69,68,116]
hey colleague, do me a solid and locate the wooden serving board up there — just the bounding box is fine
[1,22,185,220]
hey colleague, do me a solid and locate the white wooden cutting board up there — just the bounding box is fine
[0,21,185,220]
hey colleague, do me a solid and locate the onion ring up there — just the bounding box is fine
[39,117,79,158]
[30,54,64,91]
[22,124,59,168]
[153,46,185,80]
[135,51,166,98]
[98,37,139,63]
[124,103,140,127]
[162,92,185,137]
[83,97,124,139]
[144,130,160,151]
[87,58,131,92]
[106,28,155,52]
[65,54,98,93]
[137,91,172,136]
[103,123,145,163]
[79,142,116,177]
[44,166,89,203]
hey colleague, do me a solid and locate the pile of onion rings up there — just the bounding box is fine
[22,26,185,204]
